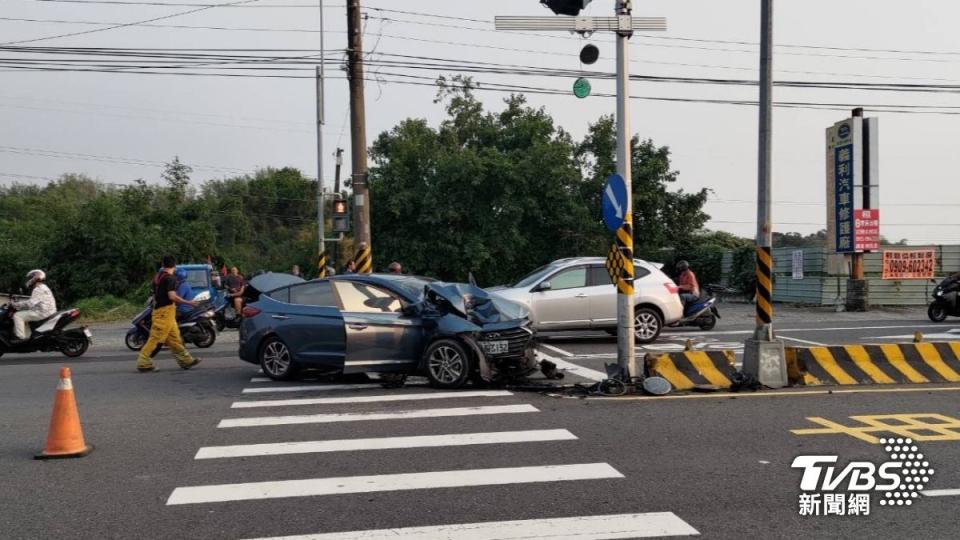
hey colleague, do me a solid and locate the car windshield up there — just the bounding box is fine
[377,275,434,301]
[512,264,559,289]
[185,269,209,289]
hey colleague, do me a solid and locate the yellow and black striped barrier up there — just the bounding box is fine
[604,219,634,295]
[755,246,773,326]
[644,350,739,391]
[317,251,327,278]
[353,244,372,274]
[786,343,960,386]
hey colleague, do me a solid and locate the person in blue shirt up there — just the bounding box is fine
[174,268,195,318]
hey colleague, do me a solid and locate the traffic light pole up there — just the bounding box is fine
[496,1,665,378]
[614,0,636,377]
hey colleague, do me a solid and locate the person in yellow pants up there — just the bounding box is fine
[137,255,202,373]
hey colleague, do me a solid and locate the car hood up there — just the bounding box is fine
[424,282,528,325]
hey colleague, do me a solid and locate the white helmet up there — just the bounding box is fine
[26,269,46,288]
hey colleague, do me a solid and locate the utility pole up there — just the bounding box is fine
[743,0,788,388]
[755,0,773,331]
[614,0,636,378]
[496,1,666,378]
[315,1,327,278]
[347,0,372,269]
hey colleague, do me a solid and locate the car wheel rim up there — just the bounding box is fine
[429,346,464,384]
[634,312,659,340]
[263,341,290,376]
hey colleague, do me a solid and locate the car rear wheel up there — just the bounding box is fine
[260,337,297,381]
[634,307,662,344]
[424,339,472,389]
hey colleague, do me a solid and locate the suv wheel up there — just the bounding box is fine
[634,307,662,344]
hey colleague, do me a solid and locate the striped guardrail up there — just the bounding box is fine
[644,350,738,391]
[786,343,960,386]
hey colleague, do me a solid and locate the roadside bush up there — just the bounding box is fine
[74,295,142,323]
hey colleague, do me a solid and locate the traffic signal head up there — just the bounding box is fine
[332,198,350,233]
[541,0,592,16]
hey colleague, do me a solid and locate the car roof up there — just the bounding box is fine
[548,257,660,269]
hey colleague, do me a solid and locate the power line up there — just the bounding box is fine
[2,0,262,46]
[0,145,249,173]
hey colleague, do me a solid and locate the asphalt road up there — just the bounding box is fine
[2,307,959,539]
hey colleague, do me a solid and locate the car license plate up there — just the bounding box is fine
[483,340,509,355]
[83,329,92,338]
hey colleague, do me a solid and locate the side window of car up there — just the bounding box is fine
[588,266,610,287]
[289,282,336,307]
[548,267,587,291]
[634,266,651,280]
[333,282,404,313]
[267,287,290,303]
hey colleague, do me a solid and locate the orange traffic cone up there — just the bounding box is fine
[35,367,93,460]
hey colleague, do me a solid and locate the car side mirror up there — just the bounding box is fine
[535,281,552,292]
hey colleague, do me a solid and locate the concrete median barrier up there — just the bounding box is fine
[786,343,960,386]
[644,350,738,391]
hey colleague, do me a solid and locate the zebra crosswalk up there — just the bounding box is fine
[167,374,699,539]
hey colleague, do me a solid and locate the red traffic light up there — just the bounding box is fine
[333,200,347,215]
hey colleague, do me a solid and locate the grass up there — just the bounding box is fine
[74,295,143,323]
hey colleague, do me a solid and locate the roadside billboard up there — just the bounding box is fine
[881,249,936,280]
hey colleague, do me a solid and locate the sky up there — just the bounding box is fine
[2,0,960,244]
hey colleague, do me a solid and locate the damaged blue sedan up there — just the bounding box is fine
[239,273,540,388]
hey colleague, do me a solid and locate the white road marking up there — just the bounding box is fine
[195,429,577,460]
[250,377,270,383]
[777,335,827,346]
[922,489,960,497]
[538,350,607,382]
[218,404,539,428]
[540,343,573,357]
[874,331,960,340]
[231,390,513,409]
[239,512,700,539]
[166,463,623,505]
[241,384,379,394]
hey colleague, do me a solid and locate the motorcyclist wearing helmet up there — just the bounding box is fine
[174,268,196,318]
[12,269,57,342]
[675,260,700,308]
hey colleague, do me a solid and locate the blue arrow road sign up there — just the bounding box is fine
[602,173,627,233]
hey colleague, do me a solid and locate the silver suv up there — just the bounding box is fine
[488,257,684,343]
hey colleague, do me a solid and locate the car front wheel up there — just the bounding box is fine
[424,339,472,389]
[260,337,297,381]
[634,307,663,344]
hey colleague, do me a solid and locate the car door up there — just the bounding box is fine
[266,282,345,371]
[529,265,590,330]
[333,280,422,374]
[587,264,651,328]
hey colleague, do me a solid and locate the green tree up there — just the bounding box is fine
[577,115,710,253]
[162,156,193,202]
[369,79,599,285]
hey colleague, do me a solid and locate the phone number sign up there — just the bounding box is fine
[882,250,936,280]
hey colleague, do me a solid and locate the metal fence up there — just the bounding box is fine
[720,245,960,306]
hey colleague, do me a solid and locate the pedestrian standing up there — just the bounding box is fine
[343,260,356,274]
[388,261,403,274]
[136,255,201,373]
[291,264,301,278]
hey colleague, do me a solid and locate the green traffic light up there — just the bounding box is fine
[573,77,591,99]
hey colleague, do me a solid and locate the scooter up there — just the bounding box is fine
[125,296,217,351]
[927,275,960,322]
[668,284,728,331]
[0,303,92,358]
[214,293,244,331]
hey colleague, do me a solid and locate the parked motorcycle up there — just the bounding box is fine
[125,295,217,351]
[668,284,730,331]
[927,275,960,322]
[0,303,91,358]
